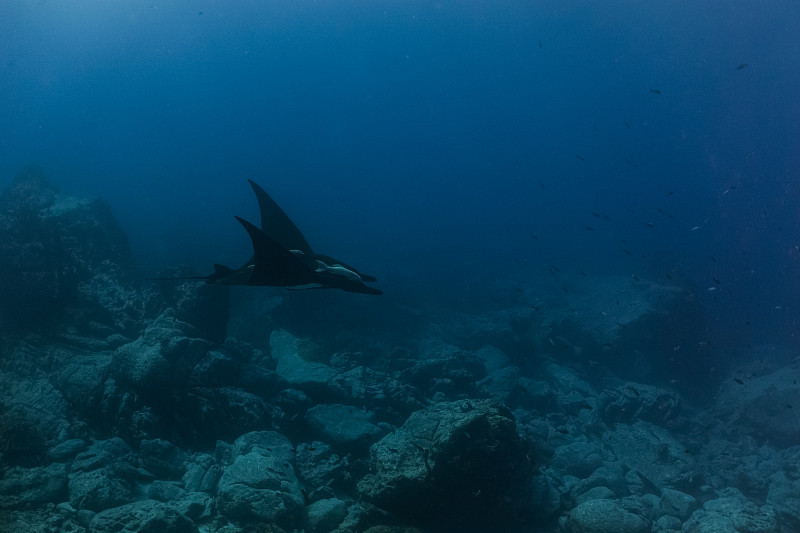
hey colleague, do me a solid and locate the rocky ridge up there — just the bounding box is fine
[1,173,799,532]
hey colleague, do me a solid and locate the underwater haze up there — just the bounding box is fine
[2,1,800,364]
[5,1,800,532]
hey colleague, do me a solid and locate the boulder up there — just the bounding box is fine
[551,439,607,478]
[68,438,139,512]
[0,376,70,465]
[562,498,648,533]
[658,488,696,521]
[602,421,699,491]
[295,441,348,488]
[595,382,683,428]
[711,359,800,447]
[304,497,348,533]
[0,167,136,328]
[328,365,425,415]
[271,329,424,415]
[398,343,487,398]
[358,399,531,531]
[89,500,198,533]
[271,329,336,391]
[304,404,385,451]
[216,431,304,528]
[151,275,230,343]
[766,470,800,531]
[55,353,112,415]
[178,386,277,445]
[49,438,88,461]
[0,463,68,508]
[111,309,212,391]
[529,276,706,387]
[139,438,187,480]
[147,480,185,502]
[682,487,777,533]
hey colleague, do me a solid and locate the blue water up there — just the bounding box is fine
[2,1,799,358]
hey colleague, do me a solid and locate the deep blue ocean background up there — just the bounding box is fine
[2,0,799,379]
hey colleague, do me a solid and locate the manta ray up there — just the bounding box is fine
[166,180,382,295]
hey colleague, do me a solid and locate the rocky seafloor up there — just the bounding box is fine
[1,169,799,532]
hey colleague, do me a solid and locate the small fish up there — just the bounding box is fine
[649,88,662,95]
[528,232,538,239]
[586,226,595,231]
[690,226,703,231]
[539,40,543,49]
[646,222,654,229]
[737,63,749,71]
[625,121,631,129]
[576,155,585,161]
[626,159,638,168]
[734,377,744,385]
